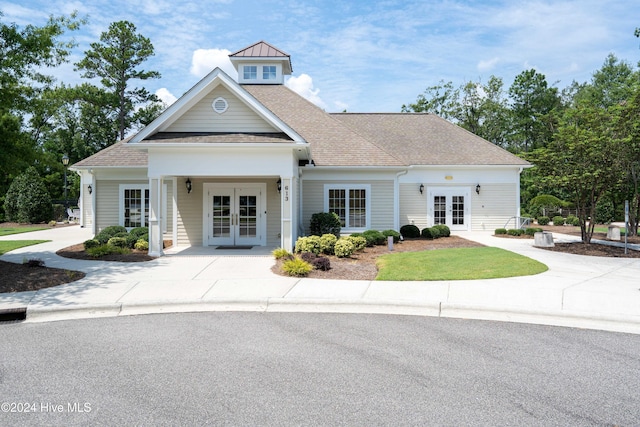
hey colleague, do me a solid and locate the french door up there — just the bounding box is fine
[204,184,265,246]
[428,187,470,231]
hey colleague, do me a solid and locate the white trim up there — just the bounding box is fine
[118,183,167,230]
[427,186,471,231]
[172,177,178,247]
[323,184,372,232]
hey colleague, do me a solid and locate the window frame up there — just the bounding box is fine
[243,65,257,80]
[262,65,276,80]
[119,184,167,231]
[323,184,371,232]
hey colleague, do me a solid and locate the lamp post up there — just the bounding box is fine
[62,154,69,209]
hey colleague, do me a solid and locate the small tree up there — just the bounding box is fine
[4,167,52,223]
[309,212,341,237]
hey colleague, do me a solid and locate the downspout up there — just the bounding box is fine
[394,168,409,231]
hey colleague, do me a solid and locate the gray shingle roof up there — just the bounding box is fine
[331,113,530,166]
[243,85,405,167]
[71,138,147,168]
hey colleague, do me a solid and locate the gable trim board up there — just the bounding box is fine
[70,41,530,255]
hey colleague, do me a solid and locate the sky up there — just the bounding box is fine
[2,0,640,112]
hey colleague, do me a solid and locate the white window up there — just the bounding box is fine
[243,65,257,80]
[119,185,149,228]
[263,65,276,80]
[324,184,371,230]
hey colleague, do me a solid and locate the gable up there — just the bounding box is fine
[164,85,279,133]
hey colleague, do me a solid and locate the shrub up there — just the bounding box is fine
[432,224,450,237]
[126,226,149,248]
[95,225,128,244]
[552,216,565,226]
[134,239,149,251]
[48,220,57,226]
[281,257,313,277]
[495,228,507,235]
[319,233,338,254]
[299,252,317,263]
[272,248,292,259]
[507,229,523,236]
[83,239,100,250]
[294,236,321,254]
[309,212,341,237]
[566,215,580,226]
[86,244,131,258]
[107,236,129,248]
[24,258,45,267]
[525,227,543,236]
[311,256,331,271]
[400,224,421,238]
[381,229,401,243]
[537,216,550,226]
[3,166,52,223]
[345,235,367,251]
[421,227,438,239]
[334,238,355,258]
[363,230,386,246]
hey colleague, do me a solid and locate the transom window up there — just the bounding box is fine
[324,184,371,230]
[243,65,257,80]
[263,65,276,80]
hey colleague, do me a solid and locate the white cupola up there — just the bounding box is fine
[229,40,292,85]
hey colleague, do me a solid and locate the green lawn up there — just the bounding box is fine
[376,247,548,281]
[0,240,50,255]
[593,226,639,236]
[0,226,47,236]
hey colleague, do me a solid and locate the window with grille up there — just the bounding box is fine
[325,185,370,230]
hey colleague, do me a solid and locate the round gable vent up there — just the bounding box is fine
[212,97,228,114]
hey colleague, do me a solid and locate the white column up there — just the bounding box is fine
[280,176,294,251]
[149,176,164,257]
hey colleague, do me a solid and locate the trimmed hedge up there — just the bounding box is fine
[552,216,565,226]
[495,228,507,235]
[525,227,543,236]
[134,239,149,251]
[432,224,450,237]
[319,233,337,254]
[295,236,321,254]
[334,238,355,257]
[310,212,341,237]
[537,216,550,226]
[344,235,367,251]
[421,227,438,239]
[96,225,128,244]
[400,224,421,238]
[362,230,386,246]
[507,229,523,236]
[566,215,580,226]
[381,229,401,243]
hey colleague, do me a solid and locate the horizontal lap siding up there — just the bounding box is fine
[472,183,517,231]
[265,178,281,247]
[177,178,203,246]
[302,180,394,234]
[399,183,428,230]
[164,180,173,240]
[166,86,277,133]
[95,181,127,233]
[82,185,93,228]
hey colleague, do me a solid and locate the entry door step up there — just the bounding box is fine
[216,246,254,250]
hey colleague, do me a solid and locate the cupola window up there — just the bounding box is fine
[263,65,276,80]
[243,65,257,80]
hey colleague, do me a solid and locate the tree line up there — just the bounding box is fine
[1,11,163,221]
[403,37,640,243]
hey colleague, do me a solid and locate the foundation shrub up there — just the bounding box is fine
[134,239,149,251]
[334,238,355,258]
[294,235,321,254]
[272,248,292,259]
[525,227,543,236]
[96,225,128,244]
[507,229,523,236]
[319,233,338,254]
[345,235,367,251]
[495,228,507,235]
[86,244,130,258]
[83,239,100,250]
[552,216,565,226]
[362,230,386,246]
[421,227,439,239]
[537,216,550,226]
[311,256,331,271]
[281,257,313,277]
[309,212,341,238]
[381,229,401,243]
[400,224,421,238]
[107,236,128,248]
[432,224,451,237]
[126,227,149,248]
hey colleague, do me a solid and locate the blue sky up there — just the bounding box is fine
[3,0,640,112]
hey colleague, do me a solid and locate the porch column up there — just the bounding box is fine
[280,176,294,251]
[149,176,164,257]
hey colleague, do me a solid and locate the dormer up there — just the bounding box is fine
[229,41,292,85]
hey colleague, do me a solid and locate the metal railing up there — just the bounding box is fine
[503,216,532,229]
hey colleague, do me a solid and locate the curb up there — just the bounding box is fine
[22,298,640,335]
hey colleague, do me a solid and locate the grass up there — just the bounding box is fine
[593,226,639,236]
[375,247,548,281]
[0,240,50,255]
[0,226,48,236]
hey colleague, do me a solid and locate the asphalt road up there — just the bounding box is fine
[1,312,639,426]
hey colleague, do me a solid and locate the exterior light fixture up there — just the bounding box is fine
[277,179,282,193]
[88,184,92,195]
[186,178,192,194]
[476,184,481,195]
[419,184,424,194]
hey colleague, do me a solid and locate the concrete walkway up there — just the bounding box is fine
[1,225,640,334]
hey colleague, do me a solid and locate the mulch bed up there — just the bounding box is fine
[0,260,85,293]
[56,243,156,262]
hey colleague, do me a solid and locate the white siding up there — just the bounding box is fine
[399,183,428,230]
[165,86,278,133]
[82,184,93,228]
[265,178,281,247]
[95,181,125,233]
[301,180,395,234]
[472,183,517,231]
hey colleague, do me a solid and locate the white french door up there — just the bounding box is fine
[204,184,265,246]
[428,187,470,231]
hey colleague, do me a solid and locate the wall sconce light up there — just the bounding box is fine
[186,178,192,194]
[476,184,481,195]
[419,184,424,194]
[277,178,282,193]
[88,184,92,195]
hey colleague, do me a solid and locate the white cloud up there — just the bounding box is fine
[189,48,237,79]
[334,100,349,112]
[477,57,500,72]
[286,74,327,110]
[156,88,178,106]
